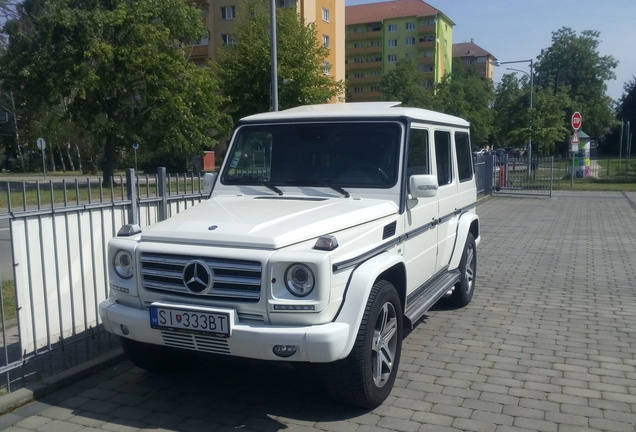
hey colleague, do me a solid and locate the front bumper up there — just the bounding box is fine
[99,299,350,363]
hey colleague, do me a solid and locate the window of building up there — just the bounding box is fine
[388,24,397,32]
[354,72,364,78]
[419,35,435,43]
[419,64,434,72]
[222,34,234,46]
[369,70,380,77]
[406,22,416,30]
[388,54,398,62]
[322,7,330,22]
[322,34,330,48]
[424,50,434,58]
[371,85,380,92]
[371,56,382,62]
[370,40,380,47]
[322,61,330,75]
[405,37,415,46]
[423,19,436,26]
[388,39,397,47]
[278,0,296,7]
[354,87,363,93]
[221,6,236,20]
[353,42,363,48]
[354,57,364,64]
[192,31,210,46]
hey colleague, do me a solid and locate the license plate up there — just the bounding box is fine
[149,303,231,337]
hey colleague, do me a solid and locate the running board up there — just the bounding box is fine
[404,270,461,328]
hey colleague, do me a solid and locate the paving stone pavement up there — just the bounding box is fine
[1,190,635,432]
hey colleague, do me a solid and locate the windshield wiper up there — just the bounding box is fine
[287,178,350,198]
[319,180,350,198]
[228,177,283,195]
[259,180,283,196]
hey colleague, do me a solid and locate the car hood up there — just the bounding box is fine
[140,194,398,249]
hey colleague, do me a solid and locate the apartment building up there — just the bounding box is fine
[187,0,344,84]
[345,0,454,102]
[453,40,497,79]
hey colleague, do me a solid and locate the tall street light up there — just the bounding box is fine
[270,0,278,111]
[493,59,534,163]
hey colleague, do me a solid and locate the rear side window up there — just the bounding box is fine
[455,131,473,182]
[434,131,452,186]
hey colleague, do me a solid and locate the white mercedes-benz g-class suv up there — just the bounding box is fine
[100,102,480,408]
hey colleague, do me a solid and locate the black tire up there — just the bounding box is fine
[325,280,403,408]
[447,233,476,308]
[120,337,190,373]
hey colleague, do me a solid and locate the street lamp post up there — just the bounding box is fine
[493,59,534,163]
[270,0,279,112]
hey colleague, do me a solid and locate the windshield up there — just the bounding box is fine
[221,122,402,188]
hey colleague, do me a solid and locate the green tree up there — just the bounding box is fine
[215,0,344,122]
[493,73,570,155]
[434,62,494,148]
[535,27,617,138]
[1,0,232,183]
[602,77,636,156]
[380,58,435,108]
[492,74,525,149]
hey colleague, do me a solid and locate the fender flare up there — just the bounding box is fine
[448,212,480,270]
[332,252,404,359]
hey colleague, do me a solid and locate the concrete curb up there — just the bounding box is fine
[0,348,125,416]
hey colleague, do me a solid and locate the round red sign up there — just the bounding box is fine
[571,112,582,130]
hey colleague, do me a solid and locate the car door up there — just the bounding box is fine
[402,126,439,295]
[433,129,460,270]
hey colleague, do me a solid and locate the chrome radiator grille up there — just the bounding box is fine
[140,253,262,301]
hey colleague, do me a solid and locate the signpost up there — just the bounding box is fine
[132,142,139,171]
[36,137,47,178]
[570,113,582,186]
[571,112,582,131]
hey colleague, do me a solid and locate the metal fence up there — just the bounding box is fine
[0,168,208,392]
[493,157,555,197]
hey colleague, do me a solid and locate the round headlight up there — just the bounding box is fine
[113,250,134,279]
[284,264,315,297]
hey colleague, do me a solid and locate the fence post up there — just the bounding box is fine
[485,156,494,194]
[126,168,139,226]
[157,167,168,222]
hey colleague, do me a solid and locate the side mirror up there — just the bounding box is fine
[203,172,218,194]
[409,174,438,198]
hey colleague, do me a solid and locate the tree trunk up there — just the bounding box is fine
[66,142,75,172]
[101,133,117,187]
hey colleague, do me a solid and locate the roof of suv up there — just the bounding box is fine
[240,102,470,128]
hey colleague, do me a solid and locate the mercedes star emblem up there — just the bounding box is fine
[182,260,213,294]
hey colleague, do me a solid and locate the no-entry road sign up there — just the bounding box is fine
[571,112,582,130]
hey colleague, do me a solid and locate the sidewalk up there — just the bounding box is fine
[0,190,635,431]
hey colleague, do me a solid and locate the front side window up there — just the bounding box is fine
[222,122,402,188]
[407,129,430,176]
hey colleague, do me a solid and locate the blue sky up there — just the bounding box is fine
[345,0,635,102]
